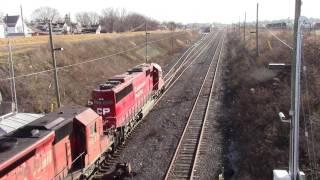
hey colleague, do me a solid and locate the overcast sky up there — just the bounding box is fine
[1,0,319,23]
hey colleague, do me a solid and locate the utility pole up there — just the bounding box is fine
[49,21,62,108]
[290,0,302,179]
[256,3,259,57]
[20,5,25,37]
[238,17,241,36]
[8,40,18,113]
[171,34,174,53]
[244,12,246,41]
[145,21,148,63]
[69,12,72,34]
[171,33,174,54]
[145,21,150,64]
[272,0,305,179]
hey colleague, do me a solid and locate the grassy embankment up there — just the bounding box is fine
[0,30,199,112]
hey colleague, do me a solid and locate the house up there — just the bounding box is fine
[3,15,31,36]
[266,22,287,29]
[71,22,82,34]
[0,24,4,38]
[314,23,320,30]
[51,22,72,34]
[81,24,101,34]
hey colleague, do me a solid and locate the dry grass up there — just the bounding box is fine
[0,30,199,113]
[224,30,320,179]
[0,30,180,47]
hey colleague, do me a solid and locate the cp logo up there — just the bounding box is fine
[97,108,110,115]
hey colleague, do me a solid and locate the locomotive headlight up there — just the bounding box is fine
[87,100,93,106]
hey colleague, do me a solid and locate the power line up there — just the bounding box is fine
[263,26,293,50]
[129,22,146,32]
[0,32,186,81]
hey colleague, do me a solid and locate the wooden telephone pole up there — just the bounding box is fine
[49,21,62,108]
[256,3,259,57]
[244,12,246,41]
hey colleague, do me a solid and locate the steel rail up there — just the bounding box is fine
[153,32,220,108]
[190,32,225,179]
[164,32,216,86]
[164,32,218,88]
[164,30,224,180]
[164,34,207,79]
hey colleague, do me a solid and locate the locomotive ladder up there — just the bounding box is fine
[165,32,225,180]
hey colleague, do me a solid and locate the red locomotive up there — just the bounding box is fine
[0,63,165,179]
[89,63,164,147]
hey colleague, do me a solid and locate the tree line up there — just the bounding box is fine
[23,6,181,33]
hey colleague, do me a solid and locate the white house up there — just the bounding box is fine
[0,24,4,38]
[4,15,31,36]
[81,24,101,34]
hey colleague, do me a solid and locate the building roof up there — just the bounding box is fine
[4,15,20,27]
[0,113,44,135]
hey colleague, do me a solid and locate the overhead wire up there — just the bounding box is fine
[0,31,187,81]
[263,26,293,50]
[128,23,146,32]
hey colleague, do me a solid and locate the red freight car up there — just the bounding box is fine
[89,63,164,145]
[0,106,111,180]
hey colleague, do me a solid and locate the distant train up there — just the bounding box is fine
[0,63,165,179]
[266,22,287,29]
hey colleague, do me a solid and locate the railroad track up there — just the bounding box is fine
[89,31,219,180]
[164,31,225,180]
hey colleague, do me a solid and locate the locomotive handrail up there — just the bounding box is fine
[54,152,86,178]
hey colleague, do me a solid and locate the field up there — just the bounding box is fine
[0,30,178,47]
[0,30,199,113]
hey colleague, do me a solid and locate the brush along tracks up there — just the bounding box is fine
[165,32,225,180]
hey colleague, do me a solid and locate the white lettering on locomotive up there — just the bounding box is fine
[135,90,143,98]
[97,108,110,115]
[134,82,146,92]
[134,82,146,98]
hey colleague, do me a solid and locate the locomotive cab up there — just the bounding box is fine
[89,83,117,129]
[73,109,104,169]
[152,63,164,91]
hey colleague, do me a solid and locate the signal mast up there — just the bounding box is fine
[272,0,305,179]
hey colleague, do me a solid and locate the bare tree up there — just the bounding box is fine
[114,8,127,32]
[75,12,100,26]
[124,13,147,31]
[31,6,60,22]
[100,8,119,33]
[167,21,177,31]
[0,12,3,23]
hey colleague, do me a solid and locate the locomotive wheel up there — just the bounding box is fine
[120,127,125,143]
[79,174,87,180]
[112,131,120,152]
